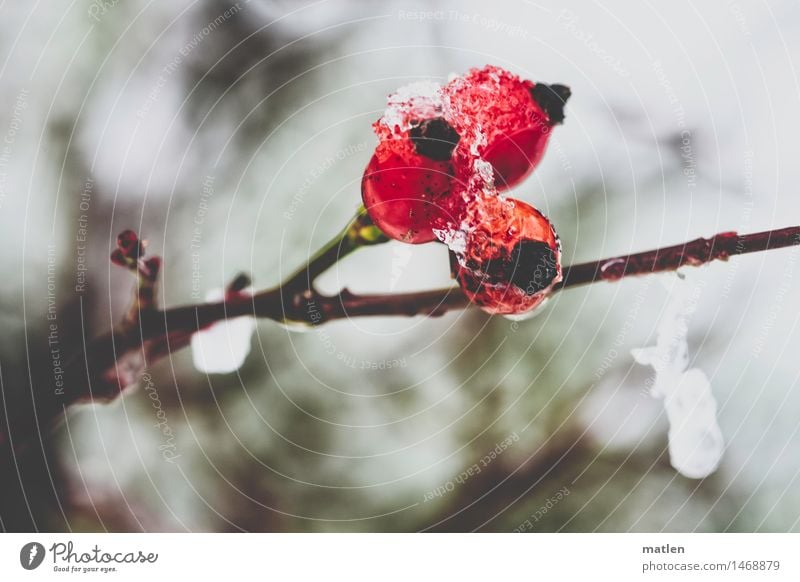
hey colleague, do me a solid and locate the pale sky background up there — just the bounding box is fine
[1,0,799,531]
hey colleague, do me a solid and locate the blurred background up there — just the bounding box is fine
[1,0,800,532]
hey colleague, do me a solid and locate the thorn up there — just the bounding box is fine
[227,273,252,294]
[339,287,357,301]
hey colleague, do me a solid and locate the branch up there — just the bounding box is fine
[2,221,799,454]
[59,224,800,386]
[555,226,800,289]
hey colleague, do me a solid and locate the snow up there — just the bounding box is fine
[190,289,256,374]
[632,275,724,479]
[380,80,443,133]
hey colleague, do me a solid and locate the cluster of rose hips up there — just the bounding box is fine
[362,65,570,315]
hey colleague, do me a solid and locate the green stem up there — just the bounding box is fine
[282,206,388,291]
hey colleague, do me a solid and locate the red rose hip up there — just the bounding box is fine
[361,118,460,243]
[443,65,570,191]
[454,197,562,315]
[362,82,462,243]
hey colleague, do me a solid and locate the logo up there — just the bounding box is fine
[20,542,45,570]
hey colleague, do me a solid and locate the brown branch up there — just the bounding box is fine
[2,223,799,455]
[63,224,800,391]
[556,226,800,289]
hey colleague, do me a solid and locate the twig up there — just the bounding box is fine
[556,227,800,288]
[59,225,800,387]
[2,219,799,454]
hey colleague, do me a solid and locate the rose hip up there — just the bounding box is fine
[361,120,459,243]
[453,196,562,315]
[361,82,462,243]
[361,70,568,315]
[443,65,570,190]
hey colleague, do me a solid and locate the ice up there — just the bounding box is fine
[432,227,467,255]
[380,80,443,133]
